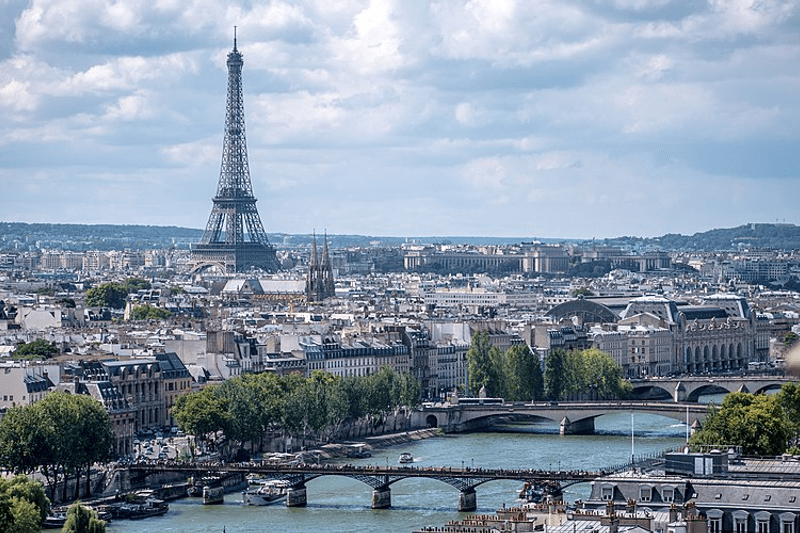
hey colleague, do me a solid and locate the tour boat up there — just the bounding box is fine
[399,452,414,464]
[242,480,290,506]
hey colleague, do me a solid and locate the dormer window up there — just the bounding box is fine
[662,487,674,503]
[640,486,652,502]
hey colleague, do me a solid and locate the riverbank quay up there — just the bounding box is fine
[309,427,442,460]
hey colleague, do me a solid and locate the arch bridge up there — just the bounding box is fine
[628,376,792,402]
[128,461,604,512]
[419,401,709,435]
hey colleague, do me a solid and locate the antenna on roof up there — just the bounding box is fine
[233,26,238,51]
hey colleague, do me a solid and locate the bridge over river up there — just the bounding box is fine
[128,459,634,511]
[628,375,790,402]
[420,401,709,434]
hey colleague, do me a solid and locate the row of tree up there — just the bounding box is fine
[466,332,630,401]
[172,367,420,458]
[690,383,800,456]
[0,392,114,502]
[467,335,544,400]
[543,347,631,400]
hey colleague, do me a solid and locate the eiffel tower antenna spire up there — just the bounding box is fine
[190,34,280,274]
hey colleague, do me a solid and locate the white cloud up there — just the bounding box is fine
[0,0,798,237]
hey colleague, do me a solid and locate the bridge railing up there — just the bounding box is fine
[602,446,683,474]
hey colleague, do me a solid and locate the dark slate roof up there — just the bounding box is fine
[24,373,54,393]
[155,352,191,379]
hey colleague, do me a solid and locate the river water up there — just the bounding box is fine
[105,413,687,533]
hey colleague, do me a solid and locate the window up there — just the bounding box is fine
[662,488,674,503]
[779,513,796,533]
[734,511,749,533]
[602,486,614,500]
[709,518,722,533]
[640,487,652,502]
[736,519,748,533]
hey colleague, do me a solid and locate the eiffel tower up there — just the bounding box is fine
[190,32,280,274]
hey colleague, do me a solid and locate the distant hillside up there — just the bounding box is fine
[1,222,798,252]
[600,223,800,251]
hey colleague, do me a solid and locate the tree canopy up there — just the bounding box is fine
[544,348,630,401]
[62,503,106,533]
[689,391,792,456]
[0,392,114,501]
[84,283,128,309]
[172,368,420,457]
[465,333,544,401]
[14,339,58,360]
[0,474,50,533]
[129,304,171,320]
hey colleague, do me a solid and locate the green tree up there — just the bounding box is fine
[6,496,41,533]
[544,349,567,400]
[172,386,230,449]
[0,475,49,533]
[395,371,422,407]
[0,393,114,501]
[14,339,58,360]
[467,331,501,397]
[62,503,106,533]
[129,304,171,320]
[85,283,127,309]
[55,297,76,308]
[690,392,791,456]
[778,382,800,444]
[503,344,544,401]
[70,395,114,499]
[582,348,630,399]
[0,404,53,475]
[123,278,151,293]
[785,331,799,348]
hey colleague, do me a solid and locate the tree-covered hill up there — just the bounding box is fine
[2,221,799,252]
[599,223,800,251]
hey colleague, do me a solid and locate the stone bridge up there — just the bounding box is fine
[628,375,791,402]
[418,401,709,435]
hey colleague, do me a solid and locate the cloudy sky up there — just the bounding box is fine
[1,0,798,240]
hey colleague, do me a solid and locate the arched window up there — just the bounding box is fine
[707,509,724,533]
[733,510,749,533]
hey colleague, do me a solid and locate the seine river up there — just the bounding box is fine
[105,413,687,533]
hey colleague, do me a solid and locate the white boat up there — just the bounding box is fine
[242,480,290,506]
[399,452,413,464]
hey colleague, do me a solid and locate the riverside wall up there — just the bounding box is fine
[264,407,433,453]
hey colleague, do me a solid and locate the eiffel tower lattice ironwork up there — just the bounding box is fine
[191,33,280,274]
